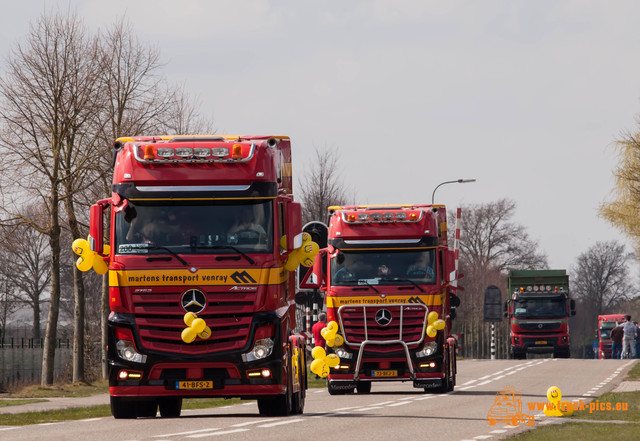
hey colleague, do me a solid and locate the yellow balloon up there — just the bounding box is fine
[310,358,325,376]
[184,312,197,327]
[325,337,336,347]
[427,311,438,325]
[302,232,312,244]
[434,319,446,331]
[76,255,93,272]
[326,321,338,333]
[93,257,108,275]
[72,238,90,256]
[311,346,326,360]
[284,249,301,271]
[426,325,437,338]
[103,244,111,255]
[326,353,340,367]
[547,386,561,402]
[181,327,197,343]
[198,326,212,340]
[279,235,287,250]
[333,334,344,346]
[559,401,573,416]
[192,318,206,334]
[300,255,314,267]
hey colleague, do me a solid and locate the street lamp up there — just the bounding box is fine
[431,178,476,204]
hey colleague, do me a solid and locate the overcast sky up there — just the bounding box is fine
[2,1,640,272]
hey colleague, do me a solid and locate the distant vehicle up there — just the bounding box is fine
[504,270,576,359]
[597,314,626,359]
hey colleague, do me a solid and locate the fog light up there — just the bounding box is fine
[261,369,271,378]
[118,370,142,380]
[419,362,436,368]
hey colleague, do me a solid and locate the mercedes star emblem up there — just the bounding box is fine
[375,308,392,326]
[181,289,207,314]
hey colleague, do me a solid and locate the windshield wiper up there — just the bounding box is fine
[379,277,425,293]
[184,245,255,265]
[354,280,379,293]
[144,246,189,266]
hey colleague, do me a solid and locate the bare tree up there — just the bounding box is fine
[571,240,634,315]
[0,11,97,385]
[453,199,548,358]
[0,212,51,340]
[297,146,351,225]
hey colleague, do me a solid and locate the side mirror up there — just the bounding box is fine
[89,198,111,255]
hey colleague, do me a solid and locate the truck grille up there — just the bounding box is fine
[519,321,561,331]
[337,304,428,354]
[130,288,256,355]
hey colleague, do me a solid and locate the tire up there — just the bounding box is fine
[137,399,158,418]
[554,350,570,359]
[259,351,293,416]
[291,349,306,414]
[356,381,372,394]
[110,396,138,419]
[512,351,526,360]
[158,397,182,418]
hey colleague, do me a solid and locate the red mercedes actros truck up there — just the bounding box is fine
[303,204,461,394]
[88,135,308,418]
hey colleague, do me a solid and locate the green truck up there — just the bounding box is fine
[504,270,576,359]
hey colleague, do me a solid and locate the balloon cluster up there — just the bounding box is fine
[321,320,344,347]
[72,237,110,275]
[181,312,212,344]
[280,233,320,271]
[310,321,343,378]
[310,346,339,378]
[543,386,574,417]
[426,311,446,338]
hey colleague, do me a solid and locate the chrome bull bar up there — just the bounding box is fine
[336,303,429,381]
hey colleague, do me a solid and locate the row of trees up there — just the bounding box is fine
[0,10,213,385]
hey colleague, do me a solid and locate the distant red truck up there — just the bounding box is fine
[597,314,626,359]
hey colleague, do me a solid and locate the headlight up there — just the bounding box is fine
[243,338,274,362]
[334,347,352,359]
[116,340,146,363]
[416,341,438,358]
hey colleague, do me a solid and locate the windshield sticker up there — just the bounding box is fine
[118,244,150,254]
[358,279,380,285]
[515,308,527,314]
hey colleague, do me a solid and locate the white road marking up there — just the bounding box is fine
[231,418,278,427]
[258,418,305,428]
[188,429,250,438]
[387,401,411,407]
[154,428,220,437]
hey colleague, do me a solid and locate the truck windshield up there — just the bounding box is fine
[115,200,273,255]
[599,322,616,339]
[513,296,566,319]
[330,249,436,286]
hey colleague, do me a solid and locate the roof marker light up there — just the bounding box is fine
[370,213,382,221]
[157,147,174,158]
[143,145,154,160]
[232,144,243,159]
[382,212,394,221]
[396,212,407,220]
[358,213,369,221]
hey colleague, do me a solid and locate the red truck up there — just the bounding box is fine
[302,204,460,394]
[86,135,308,418]
[597,314,626,359]
[505,270,575,359]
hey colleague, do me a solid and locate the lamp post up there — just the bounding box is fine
[431,178,476,204]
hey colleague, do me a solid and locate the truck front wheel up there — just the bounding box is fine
[158,397,182,418]
[110,396,138,419]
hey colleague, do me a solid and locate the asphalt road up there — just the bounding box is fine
[1,358,636,441]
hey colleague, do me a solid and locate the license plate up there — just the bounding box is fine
[176,380,214,390]
[535,340,548,345]
[372,370,398,377]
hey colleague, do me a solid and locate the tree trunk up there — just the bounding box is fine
[41,211,61,386]
[33,299,41,341]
